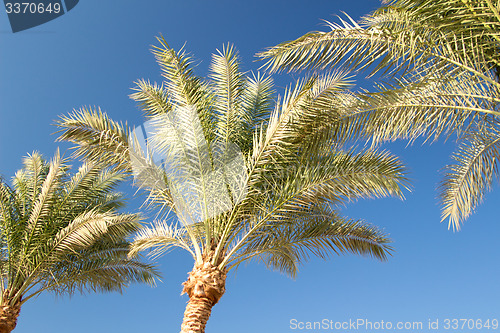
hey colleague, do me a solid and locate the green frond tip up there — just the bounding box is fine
[439,120,500,231]
[55,106,131,172]
[129,221,195,260]
[228,206,393,279]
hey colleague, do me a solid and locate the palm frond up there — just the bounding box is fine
[129,221,195,259]
[209,44,246,148]
[239,72,274,152]
[257,16,380,74]
[222,146,407,268]
[440,118,500,230]
[350,72,500,144]
[130,79,172,118]
[49,210,140,255]
[56,107,131,172]
[40,251,158,298]
[26,151,65,226]
[229,205,392,278]
[152,36,215,141]
[258,7,500,87]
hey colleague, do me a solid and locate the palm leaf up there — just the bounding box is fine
[129,221,195,259]
[440,118,500,230]
[229,205,392,278]
[56,107,131,172]
[209,44,246,148]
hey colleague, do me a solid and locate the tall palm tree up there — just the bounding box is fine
[57,37,408,333]
[258,0,500,230]
[0,151,158,333]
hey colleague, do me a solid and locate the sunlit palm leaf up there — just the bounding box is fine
[440,118,500,230]
[210,44,246,148]
[56,107,130,172]
[239,72,274,152]
[129,221,194,259]
[229,205,391,277]
[151,36,215,142]
[130,79,172,118]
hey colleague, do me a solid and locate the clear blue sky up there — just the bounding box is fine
[1,1,499,332]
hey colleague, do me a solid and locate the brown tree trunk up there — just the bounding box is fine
[0,291,21,333]
[180,260,227,333]
[180,295,214,333]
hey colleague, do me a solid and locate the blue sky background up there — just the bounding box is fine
[1,1,500,332]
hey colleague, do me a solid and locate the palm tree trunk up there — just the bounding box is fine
[0,291,21,333]
[180,294,214,333]
[180,261,226,333]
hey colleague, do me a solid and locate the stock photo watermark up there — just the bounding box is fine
[3,0,79,32]
[289,318,499,331]
[128,105,248,226]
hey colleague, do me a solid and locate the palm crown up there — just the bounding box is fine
[258,0,500,230]
[0,151,157,332]
[57,37,408,332]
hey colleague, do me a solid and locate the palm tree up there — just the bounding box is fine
[258,0,500,230]
[0,151,158,333]
[56,37,408,333]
